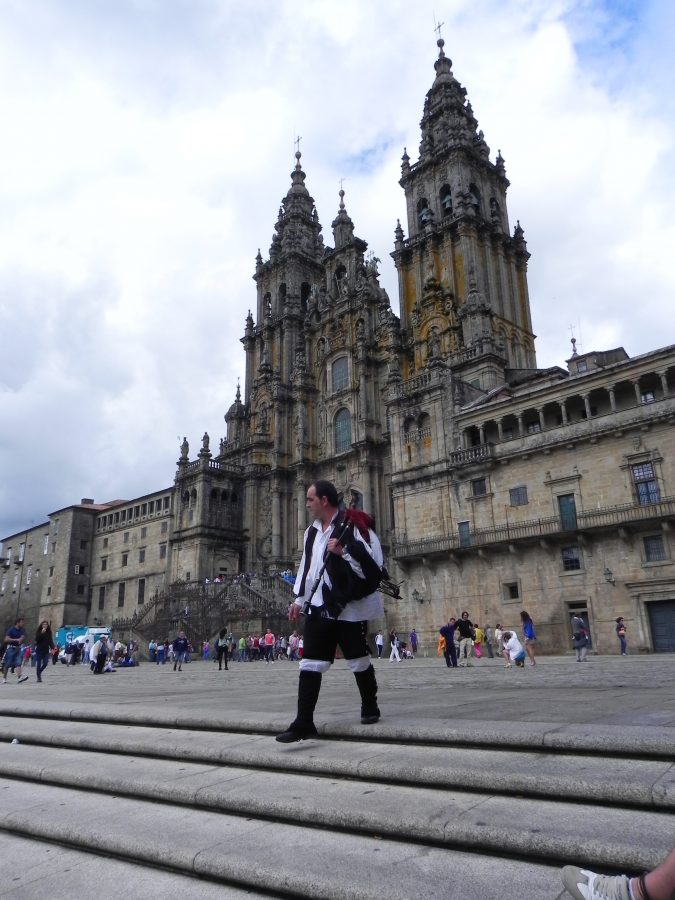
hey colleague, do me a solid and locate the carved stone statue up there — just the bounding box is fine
[180,437,189,460]
[201,432,210,452]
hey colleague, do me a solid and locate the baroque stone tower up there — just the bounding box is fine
[393,37,535,388]
[217,152,398,570]
[192,38,539,577]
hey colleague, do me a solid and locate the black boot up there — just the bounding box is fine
[354,665,380,724]
[276,671,322,742]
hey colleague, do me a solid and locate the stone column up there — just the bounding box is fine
[659,371,669,398]
[517,413,524,437]
[271,486,281,560]
[582,394,592,419]
[559,400,568,424]
[608,387,616,412]
[538,408,545,431]
[296,477,306,555]
[633,381,642,405]
[478,425,485,445]
[497,420,504,441]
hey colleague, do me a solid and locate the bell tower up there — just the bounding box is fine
[392,38,536,389]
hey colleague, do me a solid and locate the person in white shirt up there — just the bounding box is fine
[502,631,526,668]
[375,631,384,658]
[276,480,384,743]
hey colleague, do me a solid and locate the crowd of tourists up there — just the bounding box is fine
[438,611,538,668]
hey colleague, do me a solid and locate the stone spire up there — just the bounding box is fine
[331,187,355,250]
[415,37,493,168]
[268,150,324,262]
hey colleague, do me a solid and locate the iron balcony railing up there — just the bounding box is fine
[393,496,675,558]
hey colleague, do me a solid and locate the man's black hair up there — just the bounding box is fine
[312,480,339,508]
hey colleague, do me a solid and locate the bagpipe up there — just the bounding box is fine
[303,507,403,617]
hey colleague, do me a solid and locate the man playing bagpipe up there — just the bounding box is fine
[276,480,389,743]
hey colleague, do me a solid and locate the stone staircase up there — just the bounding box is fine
[0,704,672,899]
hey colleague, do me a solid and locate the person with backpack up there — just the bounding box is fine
[276,480,385,743]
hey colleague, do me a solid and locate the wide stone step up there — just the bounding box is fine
[1,715,673,811]
[0,832,255,899]
[2,699,675,758]
[0,777,581,900]
[0,735,670,871]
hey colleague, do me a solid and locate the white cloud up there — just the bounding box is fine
[1,0,673,538]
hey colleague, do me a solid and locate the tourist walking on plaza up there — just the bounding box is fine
[276,480,385,743]
[439,619,457,668]
[520,610,537,666]
[172,630,189,671]
[456,611,475,666]
[2,617,29,684]
[571,614,589,662]
[389,630,401,662]
[409,628,418,655]
[494,623,504,655]
[34,621,55,683]
[616,617,628,655]
[375,631,384,658]
[263,628,275,662]
[216,628,229,670]
[473,623,484,658]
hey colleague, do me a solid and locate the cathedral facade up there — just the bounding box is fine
[2,41,674,653]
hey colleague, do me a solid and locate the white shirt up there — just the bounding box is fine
[503,633,524,661]
[294,517,384,622]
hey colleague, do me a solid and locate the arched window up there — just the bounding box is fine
[334,408,352,454]
[300,282,311,313]
[440,185,453,217]
[417,198,431,228]
[419,412,432,464]
[469,183,482,216]
[332,356,349,393]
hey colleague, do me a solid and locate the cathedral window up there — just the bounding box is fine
[417,198,431,228]
[332,357,349,393]
[471,477,487,497]
[334,408,352,454]
[631,463,660,506]
[301,282,311,313]
[469,183,482,215]
[440,186,452,217]
[509,486,528,507]
[561,546,582,571]
[643,534,667,563]
[118,583,125,607]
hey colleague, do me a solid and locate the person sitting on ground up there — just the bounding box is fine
[501,631,526,668]
[562,842,675,900]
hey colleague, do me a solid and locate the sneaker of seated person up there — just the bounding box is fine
[561,865,632,900]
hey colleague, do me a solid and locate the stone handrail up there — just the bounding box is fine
[393,496,675,558]
[449,443,494,466]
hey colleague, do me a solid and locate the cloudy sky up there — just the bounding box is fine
[1,0,673,540]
